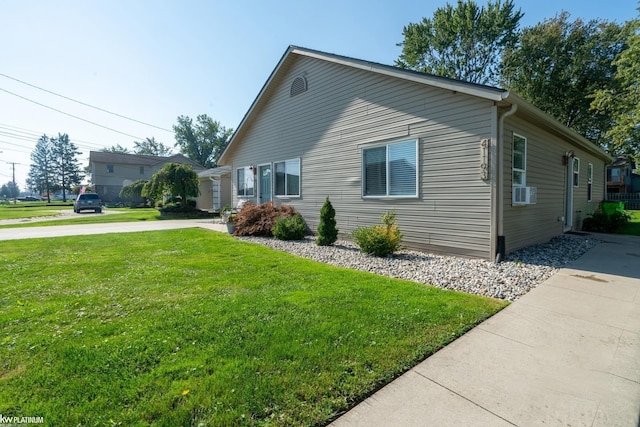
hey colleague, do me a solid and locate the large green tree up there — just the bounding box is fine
[396,0,523,85]
[101,144,130,154]
[173,114,233,168]
[134,137,173,156]
[591,16,640,156]
[501,12,628,149]
[142,163,199,206]
[27,134,57,202]
[51,133,83,202]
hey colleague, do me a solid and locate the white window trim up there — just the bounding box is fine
[512,133,526,187]
[236,166,255,197]
[587,162,593,202]
[573,157,580,188]
[361,138,419,199]
[274,158,301,198]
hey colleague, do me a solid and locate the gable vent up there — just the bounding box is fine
[290,76,307,97]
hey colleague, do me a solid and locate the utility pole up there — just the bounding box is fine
[11,162,16,204]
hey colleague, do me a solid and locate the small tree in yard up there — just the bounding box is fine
[317,197,338,246]
[142,163,199,208]
[120,179,148,199]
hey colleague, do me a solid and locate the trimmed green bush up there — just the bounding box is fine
[272,213,307,240]
[352,210,403,257]
[317,197,338,246]
[582,205,630,233]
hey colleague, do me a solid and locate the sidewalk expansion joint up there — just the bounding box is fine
[415,372,518,426]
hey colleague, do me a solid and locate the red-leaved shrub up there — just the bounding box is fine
[233,202,298,236]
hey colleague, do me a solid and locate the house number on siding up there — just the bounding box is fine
[480,139,490,181]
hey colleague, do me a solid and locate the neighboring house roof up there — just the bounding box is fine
[609,155,636,168]
[219,45,611,164]
[89,151,206,170]
[198,166,231,179]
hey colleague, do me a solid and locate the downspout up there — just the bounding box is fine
[495,103,518,263]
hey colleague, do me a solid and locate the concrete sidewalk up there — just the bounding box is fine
[332,233,640,426]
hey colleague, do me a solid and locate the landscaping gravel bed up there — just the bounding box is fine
[237,234,599,301]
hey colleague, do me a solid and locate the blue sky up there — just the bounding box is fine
[0,0,637,189]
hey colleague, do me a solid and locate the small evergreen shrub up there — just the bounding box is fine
[352,210,403,257]
[582,206,630,233]
[273,214,307,240]
[234,202,298,236]
[317,197,338,246]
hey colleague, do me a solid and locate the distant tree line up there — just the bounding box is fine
[101,115,233,168]
[26,113,233,198]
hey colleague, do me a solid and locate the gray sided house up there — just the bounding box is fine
[89,151,205,201]
[218,46,611,261]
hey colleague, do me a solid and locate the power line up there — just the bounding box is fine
[0,140,32,152]
[0,73,173,133]
[0,87,145,140]
[0,123,119,150]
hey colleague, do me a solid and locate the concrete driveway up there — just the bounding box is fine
[332,233,640,426]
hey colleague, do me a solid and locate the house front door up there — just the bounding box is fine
[211,180,221,211]
[564,157,574,231]
[258,164,272,204]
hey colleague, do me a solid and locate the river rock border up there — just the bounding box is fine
[237,234,599,301]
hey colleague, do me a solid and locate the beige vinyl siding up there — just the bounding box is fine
[225,56,495,258]
[502,116,605,253]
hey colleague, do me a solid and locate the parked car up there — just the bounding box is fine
[74,193,103,213]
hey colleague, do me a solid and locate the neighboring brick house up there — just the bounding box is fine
[89,151,205,201]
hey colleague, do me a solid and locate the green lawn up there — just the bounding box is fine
[0,229,506,426]
[619,210,640,236]
[0,203,68,220]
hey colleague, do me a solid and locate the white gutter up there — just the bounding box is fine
[495,103,518,262]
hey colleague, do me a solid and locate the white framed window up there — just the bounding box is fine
[587,162,593,202]
[512,133,526,187]
[274,158,300,197]
[107,165,114,173]
[362,139,418,197]
[236,166,254,197]
[573,157,580,187]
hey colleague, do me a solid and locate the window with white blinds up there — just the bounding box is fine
[274,158,300,197]
[362,139,418,197]
[237,166,254,197]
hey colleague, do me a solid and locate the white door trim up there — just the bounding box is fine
[257,163,272,204]
[564,157,574,231]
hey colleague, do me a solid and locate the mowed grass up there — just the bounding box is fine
[0,206,162,228]
[0,229,507,426]
[0,203,67,220]
[617,210,640,236]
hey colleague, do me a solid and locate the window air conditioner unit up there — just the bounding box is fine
[513,186,537,205]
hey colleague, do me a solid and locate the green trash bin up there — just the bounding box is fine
[602,201,625,214]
